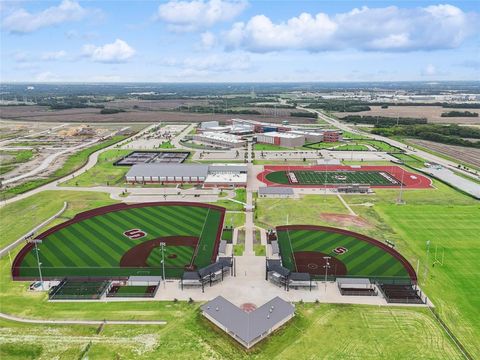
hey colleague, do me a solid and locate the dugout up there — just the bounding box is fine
[337,278,377,296]
[288,272,314,291]
[266,259,290,290]
[181,257,234,292]
[337,185,371,194]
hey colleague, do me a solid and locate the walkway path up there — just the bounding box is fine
[0,312,166,325]
[337,194,356,216]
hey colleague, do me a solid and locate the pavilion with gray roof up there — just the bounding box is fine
[200,296,295,348]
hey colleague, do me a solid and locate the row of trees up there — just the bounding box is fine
[371,124,480,149]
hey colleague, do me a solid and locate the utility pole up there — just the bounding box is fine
[28,239,44,290]
[160,242,166,288]
[397,168,405,204]
[323,256,331,293]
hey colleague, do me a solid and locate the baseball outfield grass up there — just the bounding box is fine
[15,203,224,279]
[277,227,411,280]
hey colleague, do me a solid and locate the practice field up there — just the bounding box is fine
[12,202,225,279]
[259,165,432,188]
[276,225,416,282]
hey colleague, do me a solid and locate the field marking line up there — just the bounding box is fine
[0,312,166,325]
[0,201,68,258]
[191,208,210,266]
[286,230,297,271]
[336,194,357,216]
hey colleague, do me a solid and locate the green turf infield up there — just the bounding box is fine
[15,203,224,279]
[266,170,400,186]
[277,227,411,281]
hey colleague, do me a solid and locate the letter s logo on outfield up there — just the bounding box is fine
[333,246,348,255]
[123,229,147,240]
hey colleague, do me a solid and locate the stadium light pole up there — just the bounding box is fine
[29,239,44,290]
[323,256,331,293]
[160,242,166,288]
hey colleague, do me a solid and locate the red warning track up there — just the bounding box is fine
[257,165,432,189]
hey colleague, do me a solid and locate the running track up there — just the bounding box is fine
[257,165,432,189]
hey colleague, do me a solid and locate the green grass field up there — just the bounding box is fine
[277,227,411,280]
[0,304,463,359]
[254,143,291,151]
[62,149,131,187]
[15,203,224,279]
[333,143,370,151]
[265,170,400,186]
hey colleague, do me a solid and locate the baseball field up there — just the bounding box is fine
[12,202,225,279]
[276,225,415,281]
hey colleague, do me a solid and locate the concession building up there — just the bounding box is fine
[200,296,295,348]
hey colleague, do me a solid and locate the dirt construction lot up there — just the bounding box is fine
[1,106,315,124]
[407,139,480,168]
[334,105,480,124]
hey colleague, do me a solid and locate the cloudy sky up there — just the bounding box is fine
[1,0,479,82]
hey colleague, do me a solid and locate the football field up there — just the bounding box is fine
[13,202,225,279]
[268,170,400,186]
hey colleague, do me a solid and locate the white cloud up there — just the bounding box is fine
[2,0,90,33]
[34,71,61,82]
[200,31,216,49]
[225,5,476,52]
[422,64,437,76]
[41,50,67,61]
[160,53,251,76]
[156,0,247,32]
[82,39,136,63]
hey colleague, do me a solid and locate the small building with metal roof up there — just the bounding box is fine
[258,187,294,198]
[200,296,295,348]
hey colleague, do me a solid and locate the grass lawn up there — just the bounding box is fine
[333,143,370,151]
[0,303,462,359]
[254,143,291,151]
[212,188,246,211]
[233,244,244,256]
[255,195,349,229]
[305,141,342,149]
[376,204,480,357]
[224,212,245,228]
[158,141,174,149]
[0,190,118,249]
[253,244,266,256]
[0,136,127,200]
[62,149,131,187]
